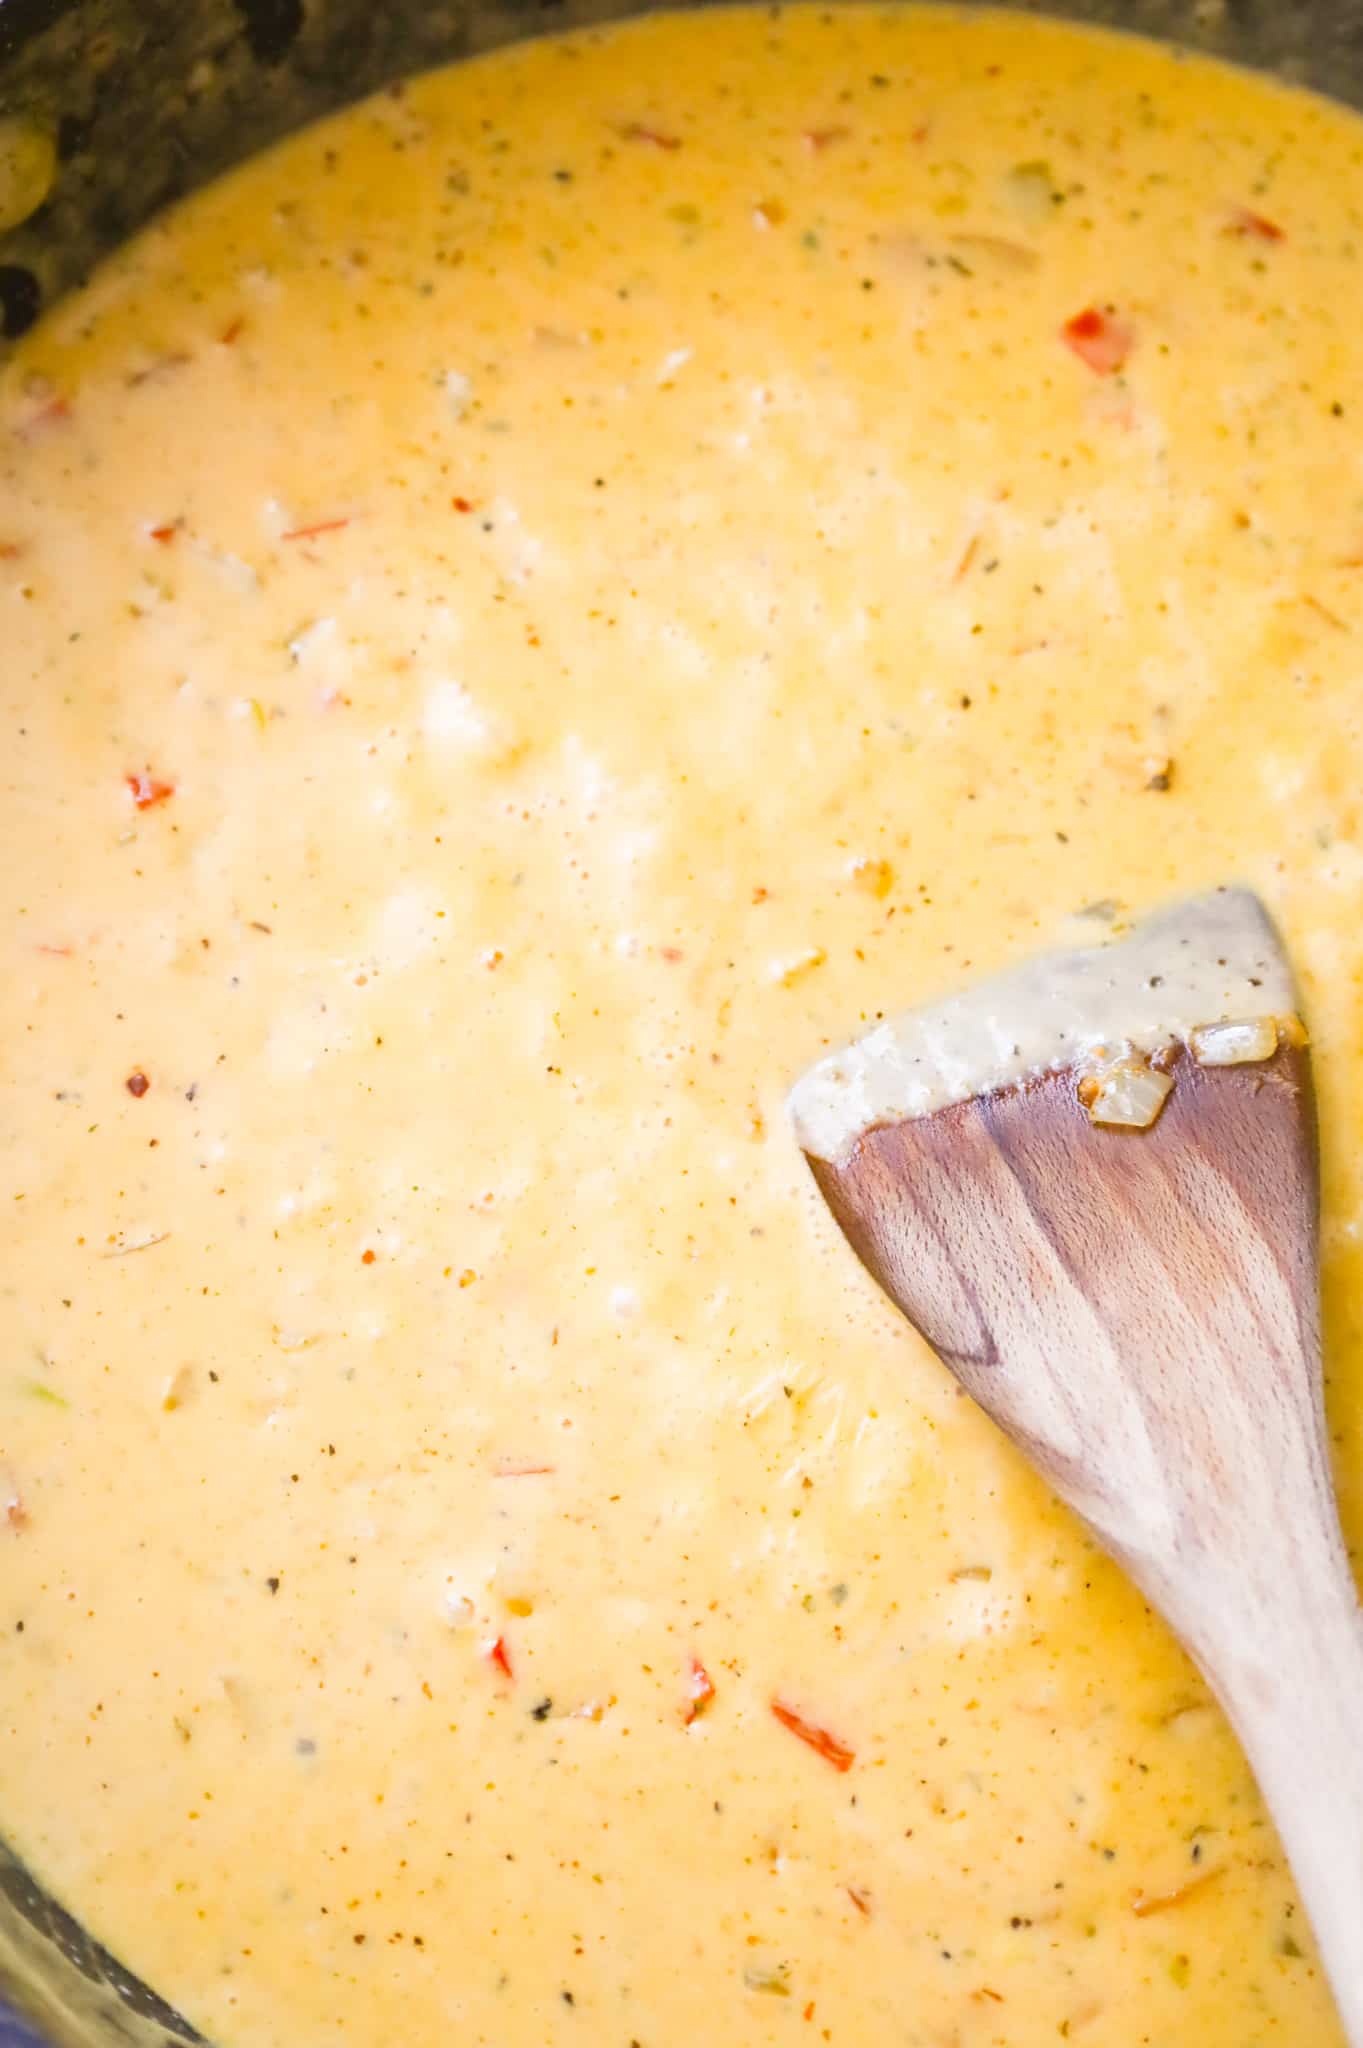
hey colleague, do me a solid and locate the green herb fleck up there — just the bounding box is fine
[22,1380,68,1408]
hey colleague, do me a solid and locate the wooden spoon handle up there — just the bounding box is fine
[1152,1515,1363,2045]
[1129,1490,1358,2048]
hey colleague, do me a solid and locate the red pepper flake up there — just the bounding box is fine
[660,945,684,963]
[1303,593,1348,630]
[3,1471,26,1530]
[220,316,246,346]
[492,1459,557,1477]
[683,1655,716,1725]
[17,394,72,439]
[1224,204,1284,243]
[126,1071,151,1098]
[0,542,22,560]
[771,1698,855,1772]
[846,1885,872,1917]
[36,943,72,958]
[361,1248,377,1265]
[1060,306,1133,376]
[149,522,179,545]
[126,772,175,810]
[452,496,477,513]
[618,121,682,151]
[951,533,980,583]
[127,353,191,389]
[802,125,849,152]
[486,1635,514,1680]
[802,2003,816,2023]
[282,518,351,543]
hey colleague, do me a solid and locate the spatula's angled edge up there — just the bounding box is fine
[788,887,1298,1166]
[802,1040,1320,1422]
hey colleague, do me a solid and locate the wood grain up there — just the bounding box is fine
[810,1044,1363,2043]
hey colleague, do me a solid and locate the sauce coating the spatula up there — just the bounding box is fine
[789,888,1296,1160]
[3,9,1363,2044]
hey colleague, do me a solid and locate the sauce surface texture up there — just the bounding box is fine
[3,9,1363,2044]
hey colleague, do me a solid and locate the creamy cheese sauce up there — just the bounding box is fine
[3,9,1363,2044]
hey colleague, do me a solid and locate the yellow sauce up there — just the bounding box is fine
[3,9,1363,2042]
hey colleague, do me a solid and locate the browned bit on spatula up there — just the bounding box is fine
[789,888,1363,2044]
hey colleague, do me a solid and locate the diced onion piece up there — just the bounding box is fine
[1084,1058,1174,1129]
[1189,1016,1278,1067]
[743,1964,791,1996]
[1003,158,1059,223]
[948,232,1040,275]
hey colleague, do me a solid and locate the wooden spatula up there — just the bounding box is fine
[789,888,1363,2043]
